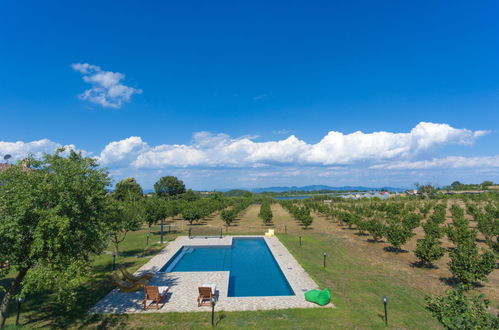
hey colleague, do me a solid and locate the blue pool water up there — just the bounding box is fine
[159,238,294,297]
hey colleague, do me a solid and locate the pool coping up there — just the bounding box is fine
[89,235,334,313]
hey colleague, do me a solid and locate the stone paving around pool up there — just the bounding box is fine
[89,235,334,313]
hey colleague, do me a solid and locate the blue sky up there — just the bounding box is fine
[1,1,498,190]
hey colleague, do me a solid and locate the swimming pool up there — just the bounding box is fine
[160,237,295,297]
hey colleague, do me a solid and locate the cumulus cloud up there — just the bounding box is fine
[71,63,142,108]
[0,139,80,160]
[371,155,499,170]
[94,122,488,169]
[99,136,149,166]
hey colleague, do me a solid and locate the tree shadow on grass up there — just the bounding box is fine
[366,239,383,243]
[410,261,438,269]
[439,276,485,289]
[383,246,408,253]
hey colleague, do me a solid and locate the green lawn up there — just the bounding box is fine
[2,229,441,329]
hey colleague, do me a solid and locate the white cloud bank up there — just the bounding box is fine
[96,122,488,168]
[2,122,496,188]
[371,155,499,170]
[0,139,79,160]
[71,63,142,108]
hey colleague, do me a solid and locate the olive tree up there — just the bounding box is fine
[0,150,111,327]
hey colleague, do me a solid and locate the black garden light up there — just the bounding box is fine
[211,296,216,327]
[299,236,302,247]
[16,296,25,326]
[323,252,327,268]
[383,296,388,326]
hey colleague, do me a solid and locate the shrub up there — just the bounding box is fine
[415,236,446,266]
[426,286,498,329]
[366,219,385,242]
[448,240,497,287]
[385,223,414,251]
[259,200,273,225]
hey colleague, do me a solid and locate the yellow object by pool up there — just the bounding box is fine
[264,229,275,236]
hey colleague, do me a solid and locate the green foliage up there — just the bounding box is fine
[143,195,167,227]
[415,236,446,266]
[224,189,253,197]
[0,149,111,321]
[280,201,313,229]
[365,219,385,242]
[475,208,499,253]
[106,197,145,256]
[181,197,229,225]
[259,200,273,225]
[448,240,497,287]
[385,223,414,251]
[426,286,498,329]
[154,176,186,198]
[402,213,422,231]
[220,198,253,226]
[113,177,143,201]
[179,189,200,201]
[422,220,444,239]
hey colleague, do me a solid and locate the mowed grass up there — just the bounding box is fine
[3,228,441,329]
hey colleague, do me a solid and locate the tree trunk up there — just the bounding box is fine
[0,268,28,329]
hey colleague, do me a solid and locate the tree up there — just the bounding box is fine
[154,176,186,198]
[448,241,496,287]
[0,149,111,327]
[481,180,494,188]
[113,177,143,201]
[415,236,446,267]
[385,223,414,252]
[426,286,498,329]
[221,209,236,226]
[106,197,145,269]
[182,204,202,225]
[259,200,273,225]
[366,219,385,242]
[179,189,200,202]
[143,195,167,245]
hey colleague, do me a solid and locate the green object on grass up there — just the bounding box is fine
[305,288,331,306]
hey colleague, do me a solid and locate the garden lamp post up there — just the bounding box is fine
[299,236,302,247]
[16,296,25,326]
[211,296,216,327]
[383,296,388,326]
[323,252,327,268]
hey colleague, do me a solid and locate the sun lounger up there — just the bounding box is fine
[119,266,154,283]
[198,284,216,307]
[111,273,149,292]
[142,285,169,309]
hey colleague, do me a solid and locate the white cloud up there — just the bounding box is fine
[99,136,149,166]
[119,122,487,168]
[0,139,81,160]
[371,155,499,170]
[71,63,142,108]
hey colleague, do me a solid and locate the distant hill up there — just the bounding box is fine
[250,185,407,193]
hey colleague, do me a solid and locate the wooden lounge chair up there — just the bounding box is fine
[111,273,149,292]
[198,286,215,307]
[119,267,154,283]
[142,286,169,309]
